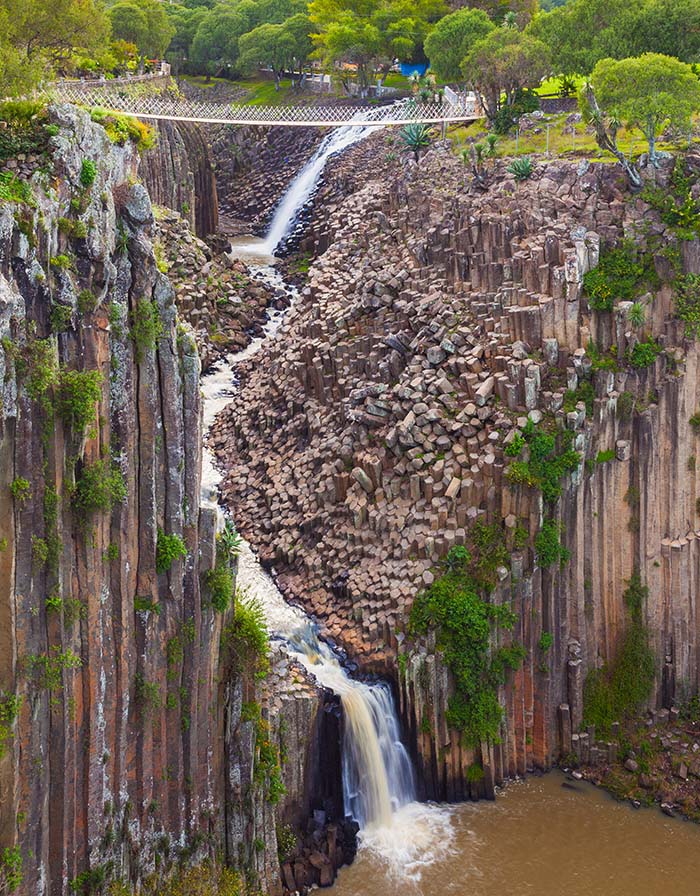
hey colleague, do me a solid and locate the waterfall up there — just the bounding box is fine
[201,117,455,878]
[249,119,381,257]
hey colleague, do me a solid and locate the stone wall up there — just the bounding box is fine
[213,134,700,801]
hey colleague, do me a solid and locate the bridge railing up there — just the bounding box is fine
[42,84,477,128]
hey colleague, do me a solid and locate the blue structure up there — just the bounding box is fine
[400,62,428,78]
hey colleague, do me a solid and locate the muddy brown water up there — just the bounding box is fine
[333,771,700,896]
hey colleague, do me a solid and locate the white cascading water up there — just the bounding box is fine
[248,116,381,257]
[201,119,455,881]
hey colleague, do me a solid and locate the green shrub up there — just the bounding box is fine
[563,380,595,416]
[134,673,162,716]
[10,477,30,506]
[155,529,187,574]
[399,122,432,161]
[45,592,63,613]
[72,460,126,523]
[24,647,82,691]
[642,161,700,240]
[616,391,635,421]
[595,449,616,464]
[583,571,655,735]
[134,596,160,615]
[50,302,73,333]
[535,519,569,568]
[77,290,98,315]
[583,242,657,312]
[0,171,33,205]
[538,631,554,653]
[507,156,533,180]
[90,108,156,151]
[0,693,21,761]
[79,158,97,189]
[56,368,102,431]
[24,337,58,403]
[252,714,285,805]
[627,339,661,369]
[50,254,73,271]
[224,592,270,678]
[206,561,234,613]
[505,419,579,502]
[0,844,23,893]
[675,273,700,339]
[130,299,163,362]
[504,431,525,457]
[466,762,485,783]
[218,519,242,560]
[409,544,522,746]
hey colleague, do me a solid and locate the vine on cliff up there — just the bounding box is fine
[409,541,525,746]
[583,571,655,735]
[504,418,580,502]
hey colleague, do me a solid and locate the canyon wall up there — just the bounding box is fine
[214,137,700,802]
[140,120,218,238]
[0,105,331,896]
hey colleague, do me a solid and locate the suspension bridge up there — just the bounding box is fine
[46,83,478,128]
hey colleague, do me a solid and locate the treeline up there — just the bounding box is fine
[1,0,700,101]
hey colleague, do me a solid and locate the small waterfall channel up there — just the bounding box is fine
[201,119,454,881]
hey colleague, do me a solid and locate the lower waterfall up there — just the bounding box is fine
[201,271,454,878]
[200,113,455,880]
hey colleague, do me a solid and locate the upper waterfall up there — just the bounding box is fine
[250,119,380,256]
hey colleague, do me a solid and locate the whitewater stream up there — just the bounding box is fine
[200,119,700,894]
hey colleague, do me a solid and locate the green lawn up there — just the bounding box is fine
[534,75,586,97]
[448,111,699,162]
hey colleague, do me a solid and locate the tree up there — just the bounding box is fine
[579,81,642,189]
[238,17,312,89]
[0,0,109,93]
[309,0,446,95]
[166,4,209,70]
[110,0,175,71]
[462,25,550,124]
[589,54,700,165]
[424,7,494,82]
[527,0,628,76]
[189,7,249,75]
[4,0,109,63]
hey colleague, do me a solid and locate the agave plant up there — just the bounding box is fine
[628,301,646,328]
[400,123,433,164]
[507,156,534,180]
[218,519,242,560]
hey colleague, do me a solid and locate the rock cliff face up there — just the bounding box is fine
[214,135,700,801]
[140,120,218,238]
[0,105,329,896]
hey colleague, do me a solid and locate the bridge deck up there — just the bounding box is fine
[46,85,477,128]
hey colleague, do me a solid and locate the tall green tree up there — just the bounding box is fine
[588,53,700,165]
[0,0,109,93]
[424,7,494,82]
[189,7,250,75]
[462,25,550,123]
[309,0,446,94]
[527,0,627,75]
[238,15,313,88]
[110,0,175,70]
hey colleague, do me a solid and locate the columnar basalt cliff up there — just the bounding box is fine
[213,136,700,803]
[140,119,219,238]
[0,106,335,896]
